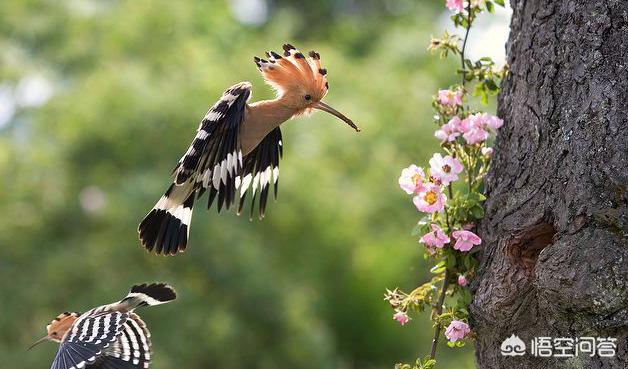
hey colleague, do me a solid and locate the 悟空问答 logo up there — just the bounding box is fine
[501,334,526,356]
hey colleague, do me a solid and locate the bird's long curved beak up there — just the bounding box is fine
[312,101,361,132]
[27,336,49,351]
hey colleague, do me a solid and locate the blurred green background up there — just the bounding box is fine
[0,0,507,368]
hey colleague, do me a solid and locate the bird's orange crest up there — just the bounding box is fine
[45,312,80,342]
[254,44,329,103]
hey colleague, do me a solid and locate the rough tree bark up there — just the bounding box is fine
[470,1,627,369]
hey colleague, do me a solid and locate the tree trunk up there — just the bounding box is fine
[470,1,628,368]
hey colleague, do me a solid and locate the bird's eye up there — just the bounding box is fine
[304,94,312,101]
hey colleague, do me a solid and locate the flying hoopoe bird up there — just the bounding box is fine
[29,283,176,369]
[138,43,360,255]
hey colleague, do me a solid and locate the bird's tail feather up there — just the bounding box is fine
[119,283,177,309]
[138,182,195,255]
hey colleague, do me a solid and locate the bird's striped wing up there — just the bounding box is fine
[138,82,251,254]
[51,311,128,369]
[192,82,251,212]
[88,357,137,369]
[237,127,283,219]
[174,82,251,185]
[52,342,103,369]
[101,313,152,369]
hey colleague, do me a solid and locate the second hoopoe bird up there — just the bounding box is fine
[138,43,360,255]
[29,283,176,369]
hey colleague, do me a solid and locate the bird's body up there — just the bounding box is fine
[30,283,177,369]
[138,44,359,255]
[240,99,294,155]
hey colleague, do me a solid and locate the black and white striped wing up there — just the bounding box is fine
[89,357,137,369]
[51,311,128,369]
[138,82,250,255]
[238,127,283,219]
[103,313,152,369]
[173,82,251,211]
[52,342,104,369]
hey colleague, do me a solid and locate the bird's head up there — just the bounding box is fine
[254,44,360,132]
[28,312,80,350]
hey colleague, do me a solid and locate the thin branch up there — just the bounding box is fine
[429,268,450,359]
[448,184,454,204]
[429,182,454,360]
[460,3,472,87]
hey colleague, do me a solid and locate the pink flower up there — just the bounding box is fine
[429,153,463,185]
[459,114,477,132]
[393,311,410,326]
[459,114,487,144]
[481,113,503,130]
[464,113,504,131]
[457,275,467,286]
[420,224,450,248]
[459,113,504,145]
[460,117,486,143]
[413,184,447,213]
[437,89,463,106]
[398,165,426,195]
[463,127,489,144]
[435,116,462,142]
[445,320,470,342]
[445,0,464,13]
[481,147,494,157]
[452,230,481,251]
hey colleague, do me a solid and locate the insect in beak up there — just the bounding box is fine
[311,101,361,132]
[27,336,49,351]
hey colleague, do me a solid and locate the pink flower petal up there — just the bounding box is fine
[420,224,450,248]
[393,311,410,326]
[452,230,482,252]
[445,320,470,342]
[399,164,426,195]
[445,0,464,13]
[413,184,447,213]
[429,153,464,185]
[457,275,467,286]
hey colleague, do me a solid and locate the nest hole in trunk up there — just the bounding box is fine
[506,221,557,276]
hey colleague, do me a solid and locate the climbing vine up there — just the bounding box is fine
[384,1,506,368]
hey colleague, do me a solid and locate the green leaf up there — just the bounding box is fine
[411,215,432,236]
[486,1,494,13]
[445,252,456,269]
[430,266,446,274]
[467,192,486,203]
[420,357,437,369]
[471,205,485,219]
[486,78,499,91]
[466,192,478,202]
[494,0,505,6]
[463,255,471,269]
[459,288,473,305]
[430,261,446,274]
